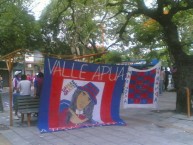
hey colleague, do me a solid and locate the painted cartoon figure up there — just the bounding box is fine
[59,82,99,126]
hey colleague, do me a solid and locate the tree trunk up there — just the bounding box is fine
[174,63,193,113]
[161,19,193,113]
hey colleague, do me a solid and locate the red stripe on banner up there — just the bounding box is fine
[99,74,116,123]
[49,72,63,128]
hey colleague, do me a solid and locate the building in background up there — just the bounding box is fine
[25,52,44,80]
[0,51,44,87]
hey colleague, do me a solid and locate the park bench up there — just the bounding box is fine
[16,96,40,126]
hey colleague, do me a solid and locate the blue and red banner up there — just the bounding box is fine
[123,62,161,108]
[38,57,127,132]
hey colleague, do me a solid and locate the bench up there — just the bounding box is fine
[16,96,40,126]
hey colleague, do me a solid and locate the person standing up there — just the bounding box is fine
[12,71,21,119]
[33,72,44,117]
[164,67,171,91]
[13,71,21,93]
[13,74,32,120]
[17,74,32,96]
[157,67,165,113]
[159,67,165,95]
[170,64,177,89]
[34,72,44,98]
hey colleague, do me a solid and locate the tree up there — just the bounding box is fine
[0,0,42,55]
[40,0,107,56]
[107,0,193,112]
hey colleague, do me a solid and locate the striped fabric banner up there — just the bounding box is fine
[123,62,161,108]
[38,57,127,132]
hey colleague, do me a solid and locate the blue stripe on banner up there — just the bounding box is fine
[111,65,128,124]
[38,57,52,132]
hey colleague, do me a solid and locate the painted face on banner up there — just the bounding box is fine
[76,91,91,110]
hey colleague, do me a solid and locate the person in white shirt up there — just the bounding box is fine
[17,74,32,96]
[13,71,21,93]
[14,74,31,120]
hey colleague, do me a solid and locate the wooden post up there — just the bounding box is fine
[6,59,14,126]
[185,87,191,118]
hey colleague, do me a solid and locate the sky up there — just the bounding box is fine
[30,0,153,20]
[30,0,50,20]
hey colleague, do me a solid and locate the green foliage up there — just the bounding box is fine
[39,0,107,55]
[1,0,193,65]
[173,9,193,54]
[0,1,42,55]
[106,0,193,66]
[102,50,122,64]
[135,18,163,45]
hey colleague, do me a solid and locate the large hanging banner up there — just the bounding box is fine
[123,62,161,108]
[38,57,128,132]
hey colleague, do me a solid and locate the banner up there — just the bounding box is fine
[123,62,161,108]
[38,57,128,132]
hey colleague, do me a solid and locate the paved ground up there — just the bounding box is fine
[0,87,193,145]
